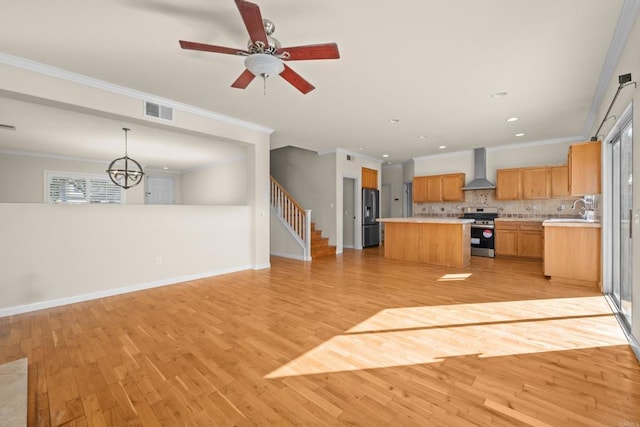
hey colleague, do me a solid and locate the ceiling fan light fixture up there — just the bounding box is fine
[245,54,284,78]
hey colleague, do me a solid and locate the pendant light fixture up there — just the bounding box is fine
[106,127,144,189]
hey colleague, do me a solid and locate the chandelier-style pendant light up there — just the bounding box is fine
[106,128,144,189]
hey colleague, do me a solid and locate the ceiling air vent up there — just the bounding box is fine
[346,154,353,161]
[144,101,174,121]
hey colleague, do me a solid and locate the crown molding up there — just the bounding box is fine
[582,0,640,137]
[0,52,274,135]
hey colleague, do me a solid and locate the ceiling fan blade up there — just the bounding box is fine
[277,43,340,61]
[235,0,268,46]
[231,69,256,89]
[179,40,247,56]
[280,64,315,94]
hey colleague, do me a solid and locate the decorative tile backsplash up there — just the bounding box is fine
[414,189,601,219]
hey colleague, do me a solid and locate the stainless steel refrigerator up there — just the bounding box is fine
[362,188,380,247]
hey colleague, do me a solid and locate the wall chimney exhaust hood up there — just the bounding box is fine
[462,147,495,190]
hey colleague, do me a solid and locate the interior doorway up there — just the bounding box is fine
[343,177,357,248]
[381,184,392,241]
[403,182,413,217]
[145,176,175,204]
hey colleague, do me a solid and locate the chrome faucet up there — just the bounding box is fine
[572,198,586,210]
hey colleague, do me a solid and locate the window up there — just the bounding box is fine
[45,171,125,204]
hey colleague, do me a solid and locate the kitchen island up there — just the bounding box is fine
[378,218,474,267]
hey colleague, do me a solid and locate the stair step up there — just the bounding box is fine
[312,245,336,258]
[311,237,330,247]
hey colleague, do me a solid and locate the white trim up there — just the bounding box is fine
[270,252,310,261]
[252,263,271,270]
[583,0,640,137]
[411,136,584,162]
[0,148,110,165]
[0,52,274,135]
[0,265,254,318]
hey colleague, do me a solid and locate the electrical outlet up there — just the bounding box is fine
[156,256,162,265]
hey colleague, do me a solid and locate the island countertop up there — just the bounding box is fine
[378,217,475,224]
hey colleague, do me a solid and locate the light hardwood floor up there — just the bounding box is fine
[1,247,639,426]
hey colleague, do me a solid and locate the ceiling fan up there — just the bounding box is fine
[179,0,340,94]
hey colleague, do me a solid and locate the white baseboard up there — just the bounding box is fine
[0,265,259,318]
[271,251,311,261]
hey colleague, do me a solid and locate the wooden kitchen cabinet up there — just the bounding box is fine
[518,222,544,258]
[362,167,378,189]
[550,165,570,198]
[497,167,550,200]
[544,223,601,286]
[495,221,543,259]
[568,141,601,195]
[521,167,551,199]
[495,222,519,256]
[441,173,465,201]
[413,176,428,202]
[496,169,522,200]
[413,173,465,203]
[426,175,443,202]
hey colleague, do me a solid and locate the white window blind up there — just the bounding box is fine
[46,171,125,204]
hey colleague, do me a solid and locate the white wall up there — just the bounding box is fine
[0,60,272,316]
[270,213,306,260]
[381,164,403,218]
[181,156,247,205]
[270,146,337,245]
[0,204,252,314]
[0,152,183,204]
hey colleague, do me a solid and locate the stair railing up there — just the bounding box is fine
[270,176,312,259]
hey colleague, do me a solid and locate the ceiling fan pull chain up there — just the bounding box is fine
[263,75,267,95]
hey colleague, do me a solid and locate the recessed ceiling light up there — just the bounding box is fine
[386,161,392,165]
[506,117,518,122]
[418,135,428,140]
[388,119,400,124]
[162,166,169,170]
[515,133,525,137]
[382,154,390,158]
[491,91,508,98]
[439,145,446,149]
[359,147,367,150]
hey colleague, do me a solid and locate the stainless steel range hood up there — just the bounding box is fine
[462,147,495,190]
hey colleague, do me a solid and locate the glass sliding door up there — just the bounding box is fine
[610,117,633,326]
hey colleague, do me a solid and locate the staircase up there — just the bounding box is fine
[270,176,335,260]
[310,222,336,258]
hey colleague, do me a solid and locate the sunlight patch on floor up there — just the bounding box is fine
[265,296,627,378]
[438,273,473,281]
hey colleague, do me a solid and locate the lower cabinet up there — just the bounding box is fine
[495,221,543,259]
[544,224,600,285]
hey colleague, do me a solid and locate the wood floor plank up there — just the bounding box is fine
[0,248,639,425]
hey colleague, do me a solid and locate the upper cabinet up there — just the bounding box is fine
[496,166,552,200]
[441,173,465,201]
[362,167,378,189]
[568,141,601,195]
[521,167,551,199]
[550,165,570,198]
[413,173,465,203]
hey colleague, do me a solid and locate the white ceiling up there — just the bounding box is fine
[0,0,628,170]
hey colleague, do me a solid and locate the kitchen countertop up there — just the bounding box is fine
[494,218,545,223]
[378,217,474,224]
[542,219,601,228]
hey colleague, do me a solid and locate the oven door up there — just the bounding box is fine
[470,224,495,257]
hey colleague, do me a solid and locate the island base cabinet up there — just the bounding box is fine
[384,222,470,268]
[544,226,600,286]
